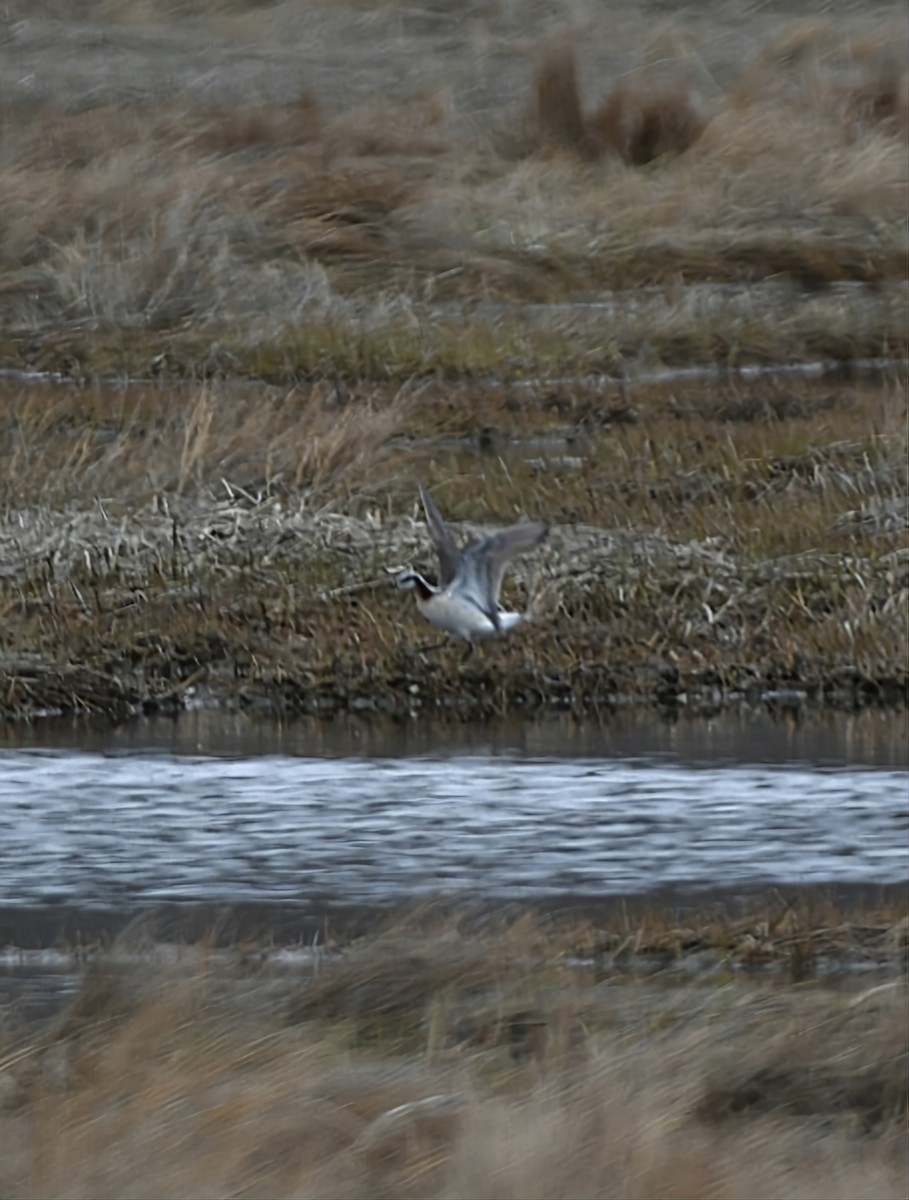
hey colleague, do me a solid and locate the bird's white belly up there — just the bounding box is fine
[418,593,507,640]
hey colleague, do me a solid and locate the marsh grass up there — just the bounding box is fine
[0,1,906,375]
[1,903,907,1199]
[0,370,906,718]
[0,0,906,719]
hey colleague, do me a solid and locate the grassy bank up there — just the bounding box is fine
[1,371,906,720]
[1,898,907,1198]
[0,1,906,720]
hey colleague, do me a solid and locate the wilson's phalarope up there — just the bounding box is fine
[394,487,547,656]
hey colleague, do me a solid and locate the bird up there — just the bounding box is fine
[394,486,547,657]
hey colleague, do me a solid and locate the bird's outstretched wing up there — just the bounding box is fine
[419,486,461,587]
[460,521,548,623]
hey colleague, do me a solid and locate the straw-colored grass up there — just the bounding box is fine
[1,906,907,1199]
[0,369,905,720]
[0,1,905,375]
[0,0,906,718]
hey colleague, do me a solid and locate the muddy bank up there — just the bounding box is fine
[1,650,904,724]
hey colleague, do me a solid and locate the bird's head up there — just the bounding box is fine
[391,567,436,600]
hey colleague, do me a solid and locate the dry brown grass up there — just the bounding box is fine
[534,34,707,164]
[0,1,906,719]
[0,369,906,719]
[0,380,412,504]
[1,908,907,1199]
[0,0,905,373]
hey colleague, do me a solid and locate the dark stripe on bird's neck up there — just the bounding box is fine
[411,573,436,601]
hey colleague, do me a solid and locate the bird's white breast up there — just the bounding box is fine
[418,592,501,639]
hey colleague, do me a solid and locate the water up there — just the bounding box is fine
[0,710,906,915]
[3,353,904,393]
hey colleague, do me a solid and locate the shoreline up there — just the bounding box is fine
[2,882,906,954]
[2,658,906,724]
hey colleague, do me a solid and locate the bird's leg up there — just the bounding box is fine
[460,640,475,664]
[416,637,451,655]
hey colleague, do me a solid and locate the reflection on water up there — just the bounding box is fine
[1,707,907,766]
[0,709,906,911]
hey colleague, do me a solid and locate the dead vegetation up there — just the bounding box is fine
[0,1,905,373]
[533,34,707,164]
[1,902,907,1199]
[0,370,905,721]
[0,1,905,721]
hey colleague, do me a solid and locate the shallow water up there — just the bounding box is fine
[0,710,906,912]
[2,353,905,394]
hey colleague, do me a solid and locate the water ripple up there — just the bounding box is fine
[1,751,906,907]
